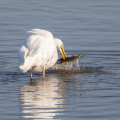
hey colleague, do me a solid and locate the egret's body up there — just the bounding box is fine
[19,29,67,79]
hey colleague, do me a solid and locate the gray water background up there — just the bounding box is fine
[0,0,120,120]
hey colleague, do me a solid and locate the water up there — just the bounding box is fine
[0,0,120,120]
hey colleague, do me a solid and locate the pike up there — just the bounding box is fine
[56,53,84,64]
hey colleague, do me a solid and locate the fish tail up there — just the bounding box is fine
[78,53,84,58]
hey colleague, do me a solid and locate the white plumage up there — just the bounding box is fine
[19,29,67,79]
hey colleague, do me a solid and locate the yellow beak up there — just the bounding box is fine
[61,47,67,65]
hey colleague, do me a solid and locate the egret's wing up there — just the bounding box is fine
[29,47,40,57]
[26,29,54,57]
[28,36,45,57]
[19,33,46,64]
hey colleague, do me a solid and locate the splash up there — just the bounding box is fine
[52,60,80,71]
[52,60,105,74]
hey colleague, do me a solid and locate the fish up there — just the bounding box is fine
[56,53,84,64]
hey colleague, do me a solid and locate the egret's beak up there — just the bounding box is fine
[60,46,67,65]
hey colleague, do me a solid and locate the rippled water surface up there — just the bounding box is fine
[0,0,120,120]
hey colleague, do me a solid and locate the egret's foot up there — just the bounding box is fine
[30,71,33,79]
[43,77,45,81]
[43,66,45,80]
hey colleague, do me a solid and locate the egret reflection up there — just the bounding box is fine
[20,76,66,119]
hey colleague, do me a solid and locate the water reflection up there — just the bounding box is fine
[20,76,66,119]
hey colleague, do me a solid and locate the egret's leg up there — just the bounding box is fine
[43,66,45,80]
[30,67,33,79]
[30,70,33,79]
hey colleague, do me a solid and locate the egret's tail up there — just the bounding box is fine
[19,65,27,73]
[19,56,34,73]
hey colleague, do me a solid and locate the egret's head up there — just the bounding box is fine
[54,38,67,60]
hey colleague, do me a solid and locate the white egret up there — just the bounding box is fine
[19,28,67,79]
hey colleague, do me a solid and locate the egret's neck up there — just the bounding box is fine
[54,38,63,52]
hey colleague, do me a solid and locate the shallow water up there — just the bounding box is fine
[0,0,120,120]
